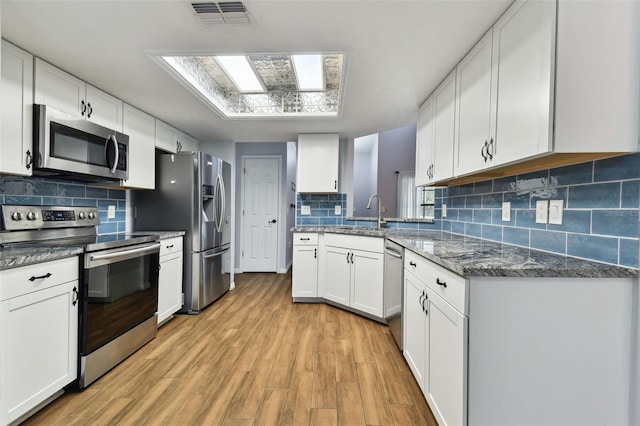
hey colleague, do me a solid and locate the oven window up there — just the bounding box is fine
[51,122,110,167]
[82,253,159,354]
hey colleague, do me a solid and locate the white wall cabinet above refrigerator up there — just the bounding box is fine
[297,133,339,193]
[122,103,156,189]
[34,58,123,131]
[0,40,34,176]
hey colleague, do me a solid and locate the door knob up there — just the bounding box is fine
[269,219,277,224]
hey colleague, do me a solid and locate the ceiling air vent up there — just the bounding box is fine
[191,1,253,25]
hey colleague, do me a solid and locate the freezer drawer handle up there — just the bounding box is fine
[436,278,447,288]
[29,272,52,282]
[204,250,226,259]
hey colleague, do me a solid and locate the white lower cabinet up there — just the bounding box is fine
[403,250,635,425]
[157,237,183,326]
[319,234,384,318]
[292,233,319,299]
[0,257,79,425]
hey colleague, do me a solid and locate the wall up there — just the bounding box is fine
[353,134,378,215]
[234,142,289,273]
[376,124,417,217]
[0,176,126,235]
[285,142,297,268]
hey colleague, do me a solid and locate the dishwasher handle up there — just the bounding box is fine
[384,248,403,259]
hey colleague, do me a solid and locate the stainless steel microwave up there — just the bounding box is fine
[33,104,129,182]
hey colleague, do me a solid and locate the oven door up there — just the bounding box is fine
[80,242,160,355]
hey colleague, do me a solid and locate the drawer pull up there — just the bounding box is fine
[300,238,310,241]
[409,261,417,267]
[29,272,52,282]
[436,278,447,288]
[166,244,174,249]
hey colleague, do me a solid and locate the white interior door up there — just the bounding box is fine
[242,156,280,272]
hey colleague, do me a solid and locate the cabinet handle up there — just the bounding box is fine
[487,137,494,160]
[25,150,32,169]
[300,237,310,241]
[177,141,183,152]
[87,102,93,118]
[350,253,354,264]
[481,140,488,162]
[29,272,52,282]
[423,292,429,316]
[314,248,317,259]
[81,100,86,116]
[166,244,174,249]
[409,261,417,267]
[72,286,79,306]
[334,180,337,190]
[346,253,350,263]
[436,278,447,288]
[419,290,425,312]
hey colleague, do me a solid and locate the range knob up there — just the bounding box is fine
[78,211,86,220]
[11,211,23,221]
[26,211,38,221]
[88,211,96,220]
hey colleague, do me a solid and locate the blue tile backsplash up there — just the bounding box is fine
[296,152,640,268]
[0,176,126,235]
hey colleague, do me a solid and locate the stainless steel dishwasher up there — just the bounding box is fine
[384,239,404,350]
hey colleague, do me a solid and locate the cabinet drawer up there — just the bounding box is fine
[294,233,318,246]
[323,233,383,253]
[405,250,467,314]
[160,237,183,257]
[0,256,79,301]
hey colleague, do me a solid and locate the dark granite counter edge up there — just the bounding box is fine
[131,231,186,240]
[0,246,85,271]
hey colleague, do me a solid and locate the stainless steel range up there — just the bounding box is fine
[0,204,160,388]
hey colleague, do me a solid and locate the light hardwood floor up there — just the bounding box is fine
[25,272,437,425]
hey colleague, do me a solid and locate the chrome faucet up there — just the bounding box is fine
[366,194,386,228]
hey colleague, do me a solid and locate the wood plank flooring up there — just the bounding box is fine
[24,272,437,425]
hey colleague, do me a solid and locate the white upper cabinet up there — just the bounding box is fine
[453,29,495,177]
[415,96,435,186]
[34,58,123,131]
[177,131,199,152]
[122,104,155,189]
[297,133,339,193]
[0,40,34,176]
[431,70,457,182]
[155,119,178,153]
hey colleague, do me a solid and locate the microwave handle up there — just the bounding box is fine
[105,135,119,174]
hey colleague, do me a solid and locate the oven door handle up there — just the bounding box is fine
[87,243,160,267]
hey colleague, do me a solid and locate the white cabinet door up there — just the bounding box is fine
[414,96,435,186]
[85,84,123,131]
[34,58,85,118]
[0,281,78,425]
[322,246,351,305]
[158,237,183,326]
[491,0,555,166]
[454,29,494,176]
[155,119,178,153]
[403,272,427,394]
[297,133,339,193]
[350,249,384,317]
[123,104,156,189]
[177,130,199,152]
[1,41,33,176]
[292,245,318,298]
[432,70,456,182]
[426,287,468,426]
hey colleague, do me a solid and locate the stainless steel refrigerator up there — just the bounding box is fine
[135,151,231,314]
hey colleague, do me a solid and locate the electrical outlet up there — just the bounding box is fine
[442,204,447,218]
[107,205,116,219]
[536,200,549,224]
[548,199,564,225]
[334,205,342,215]
[301,205,311,216]
[502,202,511,221]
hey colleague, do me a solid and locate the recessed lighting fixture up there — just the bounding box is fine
[215,55,265,93]
[292,54,324,91]
[155,52,345,118]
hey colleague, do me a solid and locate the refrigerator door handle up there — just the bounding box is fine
[204,249,227,259]
[219,174,226,231]
[214,174,225,233]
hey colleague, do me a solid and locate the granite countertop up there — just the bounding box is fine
[0,245,84,271]
[293,226,639,279]
[131,231,186,240]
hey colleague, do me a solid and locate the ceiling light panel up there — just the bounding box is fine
[215,56,265,93]
[292,54,324,91]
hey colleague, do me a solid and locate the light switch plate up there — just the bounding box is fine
[334,205,342,215]
[548,199,564,225]
[107,205,116,219]
[442,204,447,218]
[502,202,511,221]
[536,200,549,224]
[301,205,311,216]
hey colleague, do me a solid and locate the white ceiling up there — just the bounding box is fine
[1,0,512,145]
